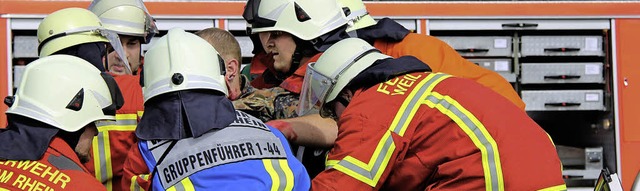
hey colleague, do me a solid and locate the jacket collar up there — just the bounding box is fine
[348,56,431,90]
[356,18,410,43]
[0,114,59,160]
[136,91,236,140]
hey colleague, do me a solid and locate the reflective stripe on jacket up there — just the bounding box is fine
[313,72,564,190]
[0,137,106,191]
[85,74,144,191]
[123,110,310,191]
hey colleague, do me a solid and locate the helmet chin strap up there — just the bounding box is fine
[275,37,318,80]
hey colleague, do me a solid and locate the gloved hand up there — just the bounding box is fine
[266,120,298,142]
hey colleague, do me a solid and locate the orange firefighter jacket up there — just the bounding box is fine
[373,33,525,109]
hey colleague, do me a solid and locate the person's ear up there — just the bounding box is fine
[226,59,240,81]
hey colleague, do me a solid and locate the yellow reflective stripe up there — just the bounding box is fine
[181,177,195,191]
[325,160,339,169]
[92,128,114,190]
[389,73,449,136]
[263,159,280,191]
[332,73,450,187]
[104,129,114,191]
[130,174,149,191]
[279,159,294,191]
[92,114,138,190]
[166,177,194,191]
[537,184,567,191]
[137,111,144,118]
[97,125,136,132]
[424,91,504,191]
[263,159,293,191]
[91,135,103,182]
[96,114,138,131]
[333,131,395,187]
[116,114,138,120]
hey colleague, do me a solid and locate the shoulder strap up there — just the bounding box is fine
[47,154,84,172]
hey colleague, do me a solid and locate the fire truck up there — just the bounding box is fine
[1,1,639,190]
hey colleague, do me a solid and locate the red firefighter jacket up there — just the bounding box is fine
[0,137,106,191]
[312,72,565,191]
[84,74,144,191]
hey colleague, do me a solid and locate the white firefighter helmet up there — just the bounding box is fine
[88,0,158,43]
[6,55,120,132]
[243,0,349,41]
[37,7,132,73]
[142,28,228,102]
[298,38,390,117]
[337,0,376,32]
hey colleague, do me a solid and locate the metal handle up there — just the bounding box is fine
[455,48,490,53]
[545,102,581,107]
[544,48,581,52]
[544,75,581,80]
[501,23,539,28]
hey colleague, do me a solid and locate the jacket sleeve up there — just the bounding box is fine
[312,114,407,191]
[121,144,152,191]
[374,34,526,110]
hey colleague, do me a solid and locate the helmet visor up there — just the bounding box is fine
[297,62,335,117]
[100,29,132,74]
[38,26,132,74]
[144,12,158,44]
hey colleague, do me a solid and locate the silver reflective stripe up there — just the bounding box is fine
[47,154,83,171]
[425,94,501,191]
[101,18,146,31]
[145,78,171,97]
[390,73,447,135]
[131,174,148,191]
[95,119,137,127]
[336,133,394,180]
[96,131,109,182]
[7,100,61,128]
[173,181,186,191]
[146,74,224,100]
[268,160,288,191]
[333,73,450,187]
[150,110,287,189]
[133,181,140,191]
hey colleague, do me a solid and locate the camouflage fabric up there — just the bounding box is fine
[233,75,300,122]
[235,75,329,179]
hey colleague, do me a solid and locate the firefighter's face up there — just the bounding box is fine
[107,35,142,75]
[259,31,296,74]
